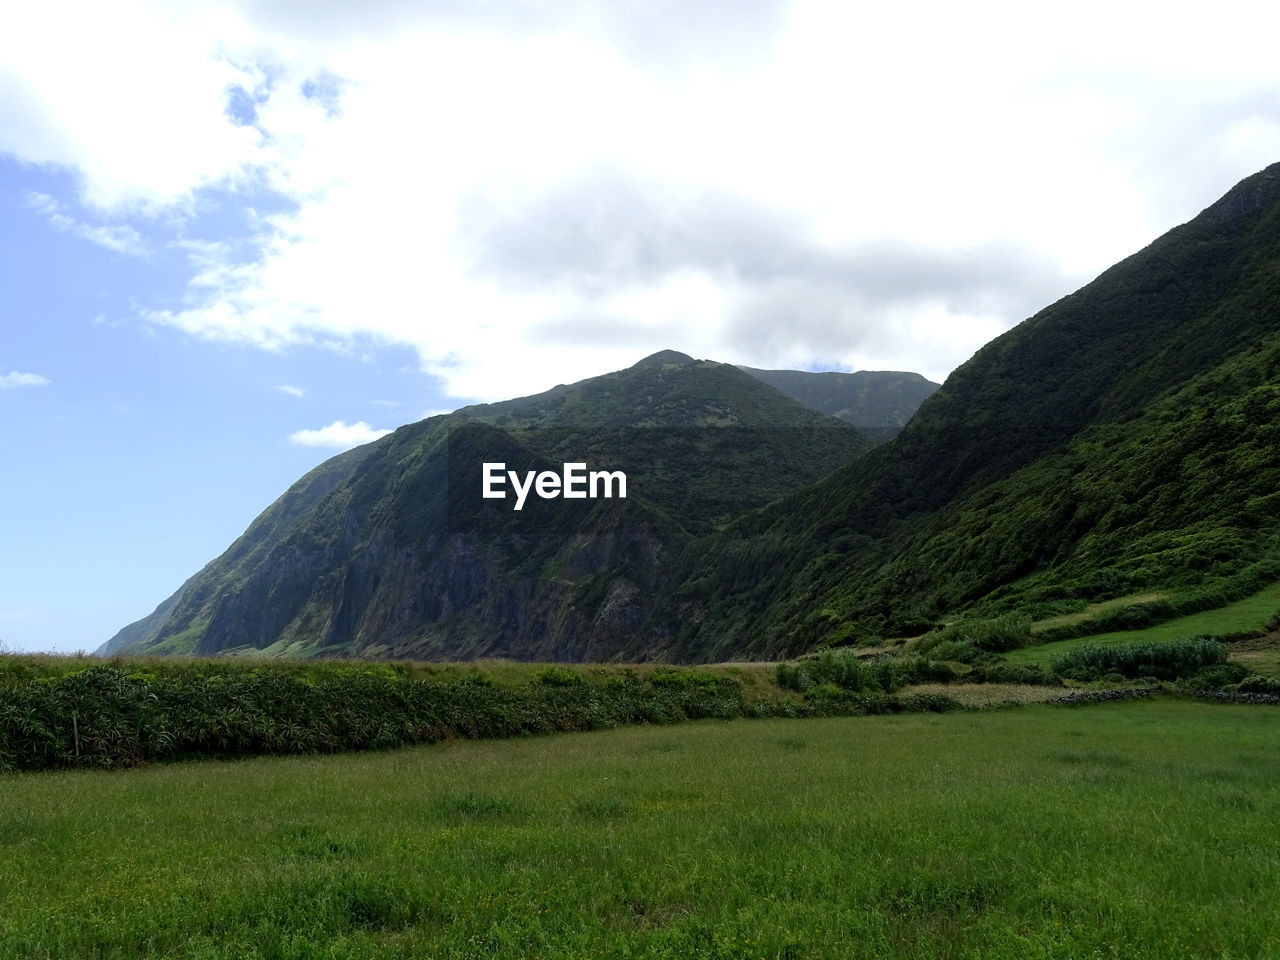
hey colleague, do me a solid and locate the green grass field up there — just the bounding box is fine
[1007,580,1280,668]
[3,700,1279,959]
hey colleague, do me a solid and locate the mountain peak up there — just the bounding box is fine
[633,349,695,368]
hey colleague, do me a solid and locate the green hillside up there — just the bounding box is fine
[736,365,940,441]
[100,163,1280,664]
[671,162,1280,658]
[1006,579,1280,667]
[100,355,871,661]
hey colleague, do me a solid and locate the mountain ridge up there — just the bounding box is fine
[666,160,1280,658]
[101,162,1280,663]
[100,354,883,659]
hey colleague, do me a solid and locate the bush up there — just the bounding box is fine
[804,683,844,700]
[809,650,868,690]
[915,660,961,683]
[924,640,981,663]
[917,614,1032,656]
[531,666,583,687]
[1235,674,1280,694]
[773,661,808,692]
[772,651,942,694]
[1050,637,1228,682]
[1186,662,1250,691]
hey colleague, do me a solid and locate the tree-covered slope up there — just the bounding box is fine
[99,353,872,661]
[458,351,874,530]
[97,443,379,656]
[736,366,940,441]
[101,163,1280,664]
[670,162,1280,659]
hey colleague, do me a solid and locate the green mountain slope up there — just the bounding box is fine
[100,355,872,661]
[102,164,1280,664]
[671,162,1280,659]
[97,443,379,657]
[736,366,939,441]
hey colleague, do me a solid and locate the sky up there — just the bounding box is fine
[3,0,1280,653]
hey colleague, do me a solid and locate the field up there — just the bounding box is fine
[3,700,1279,959]
[1007,579,1280,668]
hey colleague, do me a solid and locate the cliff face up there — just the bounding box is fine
[102,357,872,660]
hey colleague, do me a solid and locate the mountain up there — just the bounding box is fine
[104,163,1280,664]
[100,354,873,660]
[670,162,1280,658]
[736,367,940,442]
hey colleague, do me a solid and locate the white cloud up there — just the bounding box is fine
[4,0,1280,395]
[275,384,306,397]
[0,371,50,390]
[0,3,264,210]
[24,192,148,256]
[288,420,390,450]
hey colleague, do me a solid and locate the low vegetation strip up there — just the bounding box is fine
[1050,637,1228,682]
[900,683,1068,707]
[0,660,958,772]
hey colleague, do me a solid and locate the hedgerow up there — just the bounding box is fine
[1049,637,1228,682]
[0,659,958,772]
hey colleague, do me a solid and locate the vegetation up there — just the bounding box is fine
[0,656,957,773]
[914,614,1032,660]
[1026,564,1280,645]
[735,366,939,438]
[3,702,1279,959]
[101,353,872,662]
[97,165,1280,666]
[1049,636,1229,682]
[1006,578,1280,668]
[92,163,1280,676]
[673,163,1280,657]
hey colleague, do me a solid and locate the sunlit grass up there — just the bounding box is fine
[3,700,1279,958]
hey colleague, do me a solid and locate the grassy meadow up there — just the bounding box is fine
[1007,579,1280,668]
[3,700,1279,959]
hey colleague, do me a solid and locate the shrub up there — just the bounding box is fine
[0,657,972,773]
[1186,663,1250,691]
[910,659,960,683]
[531,666,583,687]
[923,640,981,663]
[887,615,938,637]
[772,651,929,694]
[917,614,1032,656]
[804,683,843,700]
[1235,674,1280,694]
[773,661,808,692]
[1050,637,1228,682]
[809,650,866,690]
